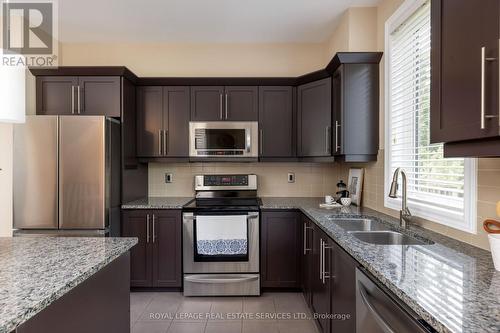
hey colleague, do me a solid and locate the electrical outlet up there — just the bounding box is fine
[287,173,295,183]
[165,173,173,183]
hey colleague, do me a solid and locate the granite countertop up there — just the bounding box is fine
[121,197,193,209]
[0,237,137,333]
[261,197,500,333]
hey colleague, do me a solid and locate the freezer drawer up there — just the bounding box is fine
[14,116,59,229]
[183,274,260,296]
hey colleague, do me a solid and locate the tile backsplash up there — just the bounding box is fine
[148,163,341,197]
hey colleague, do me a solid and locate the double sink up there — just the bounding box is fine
[330,218,434,246]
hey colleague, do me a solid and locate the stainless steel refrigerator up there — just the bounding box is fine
[13,116,121,236]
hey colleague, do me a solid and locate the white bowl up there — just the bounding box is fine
[340,198,352,206]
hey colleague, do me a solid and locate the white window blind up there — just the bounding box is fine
[385,0,476,232]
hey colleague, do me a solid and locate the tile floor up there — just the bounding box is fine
[130,292,319,333]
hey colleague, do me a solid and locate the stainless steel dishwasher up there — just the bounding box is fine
[356,268,436,333]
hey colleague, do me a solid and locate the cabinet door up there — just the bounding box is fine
[224,86,258,121]
[302,217,314,306]
[431,0,500,143]
[332,70,343,156]
[331,242,357,333]
[258,87,294,157]
[261,211,301,288]
[190,86,224,121]
[312,229,332,333]
[122,210,152,287]
[152,210,182,287]
[137,86,163,157]
[36,76,78,115]
[164,87,190,157]
[297,78,332,157]
[78,77,121,116]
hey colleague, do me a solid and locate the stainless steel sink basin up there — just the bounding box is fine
[349,231,432,245]
[331,218,390,232]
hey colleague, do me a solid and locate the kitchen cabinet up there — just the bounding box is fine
[191,86,258,121]
[36,76,120,116]
[333,64,379,162]
[297,78,332,158]
[122,209,182,288]
[331,241,357,332]
[302,216,315,306]
[258,86,295,158]
[137,86,190,158]
[121,210,151,287]
[312,227,333,333]
[261,211,301,288]
[431,0,500,156]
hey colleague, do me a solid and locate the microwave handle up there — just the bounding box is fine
[246,128,251,153]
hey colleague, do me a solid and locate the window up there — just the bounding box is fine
[384,0,477,233]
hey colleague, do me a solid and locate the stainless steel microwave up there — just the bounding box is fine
[189,121,258,158]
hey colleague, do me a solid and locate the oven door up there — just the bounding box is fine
[183,211,259,273]
[189,121,258,158]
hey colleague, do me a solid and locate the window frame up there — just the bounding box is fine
[384,0,477,233]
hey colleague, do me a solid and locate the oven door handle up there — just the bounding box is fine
[185,275,258,284]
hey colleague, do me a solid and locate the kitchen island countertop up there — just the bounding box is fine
[0,237,137,333]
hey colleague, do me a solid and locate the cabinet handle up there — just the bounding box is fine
[303,223,312,255]
[335,121,341,152]
[220,93,223,120]
[158,130,162,156]
[322,242,332,284]
[163,130,168,155]
[325,126,331,154]
[319,239,324,280]
[77,86,81,114]
[71,86,75,114]
[152,214,156,243]
[259,129,263,155]
[225,93,228,119]
[481,46,498,129]
[146,214,150,243]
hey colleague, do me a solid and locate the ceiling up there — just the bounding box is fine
[58,0,379,43]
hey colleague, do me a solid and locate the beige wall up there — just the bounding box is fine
[324,7,378,62]
[149,163,340,197]
[61,42,326,77]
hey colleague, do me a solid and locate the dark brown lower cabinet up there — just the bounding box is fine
[312,227,333,333]
[299,214,358,333]
[261,211,302,288]
[331,241,358,332]
[122,209,182,288]
[302,216,315,306]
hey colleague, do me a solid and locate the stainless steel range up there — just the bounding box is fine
[182,174,260,296]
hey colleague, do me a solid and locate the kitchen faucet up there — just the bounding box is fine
[389,168,412,228]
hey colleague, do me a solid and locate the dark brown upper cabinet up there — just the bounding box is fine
[333,64,379,162]
[36,76,120,116]
[122,209,182,288]
[191,86,258,121]
[137,86,190,158]
[261,211,301,288]
[431,0,500,157]
[297,77,332,158]
[78,77,121,116]
[258,86,295,158]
